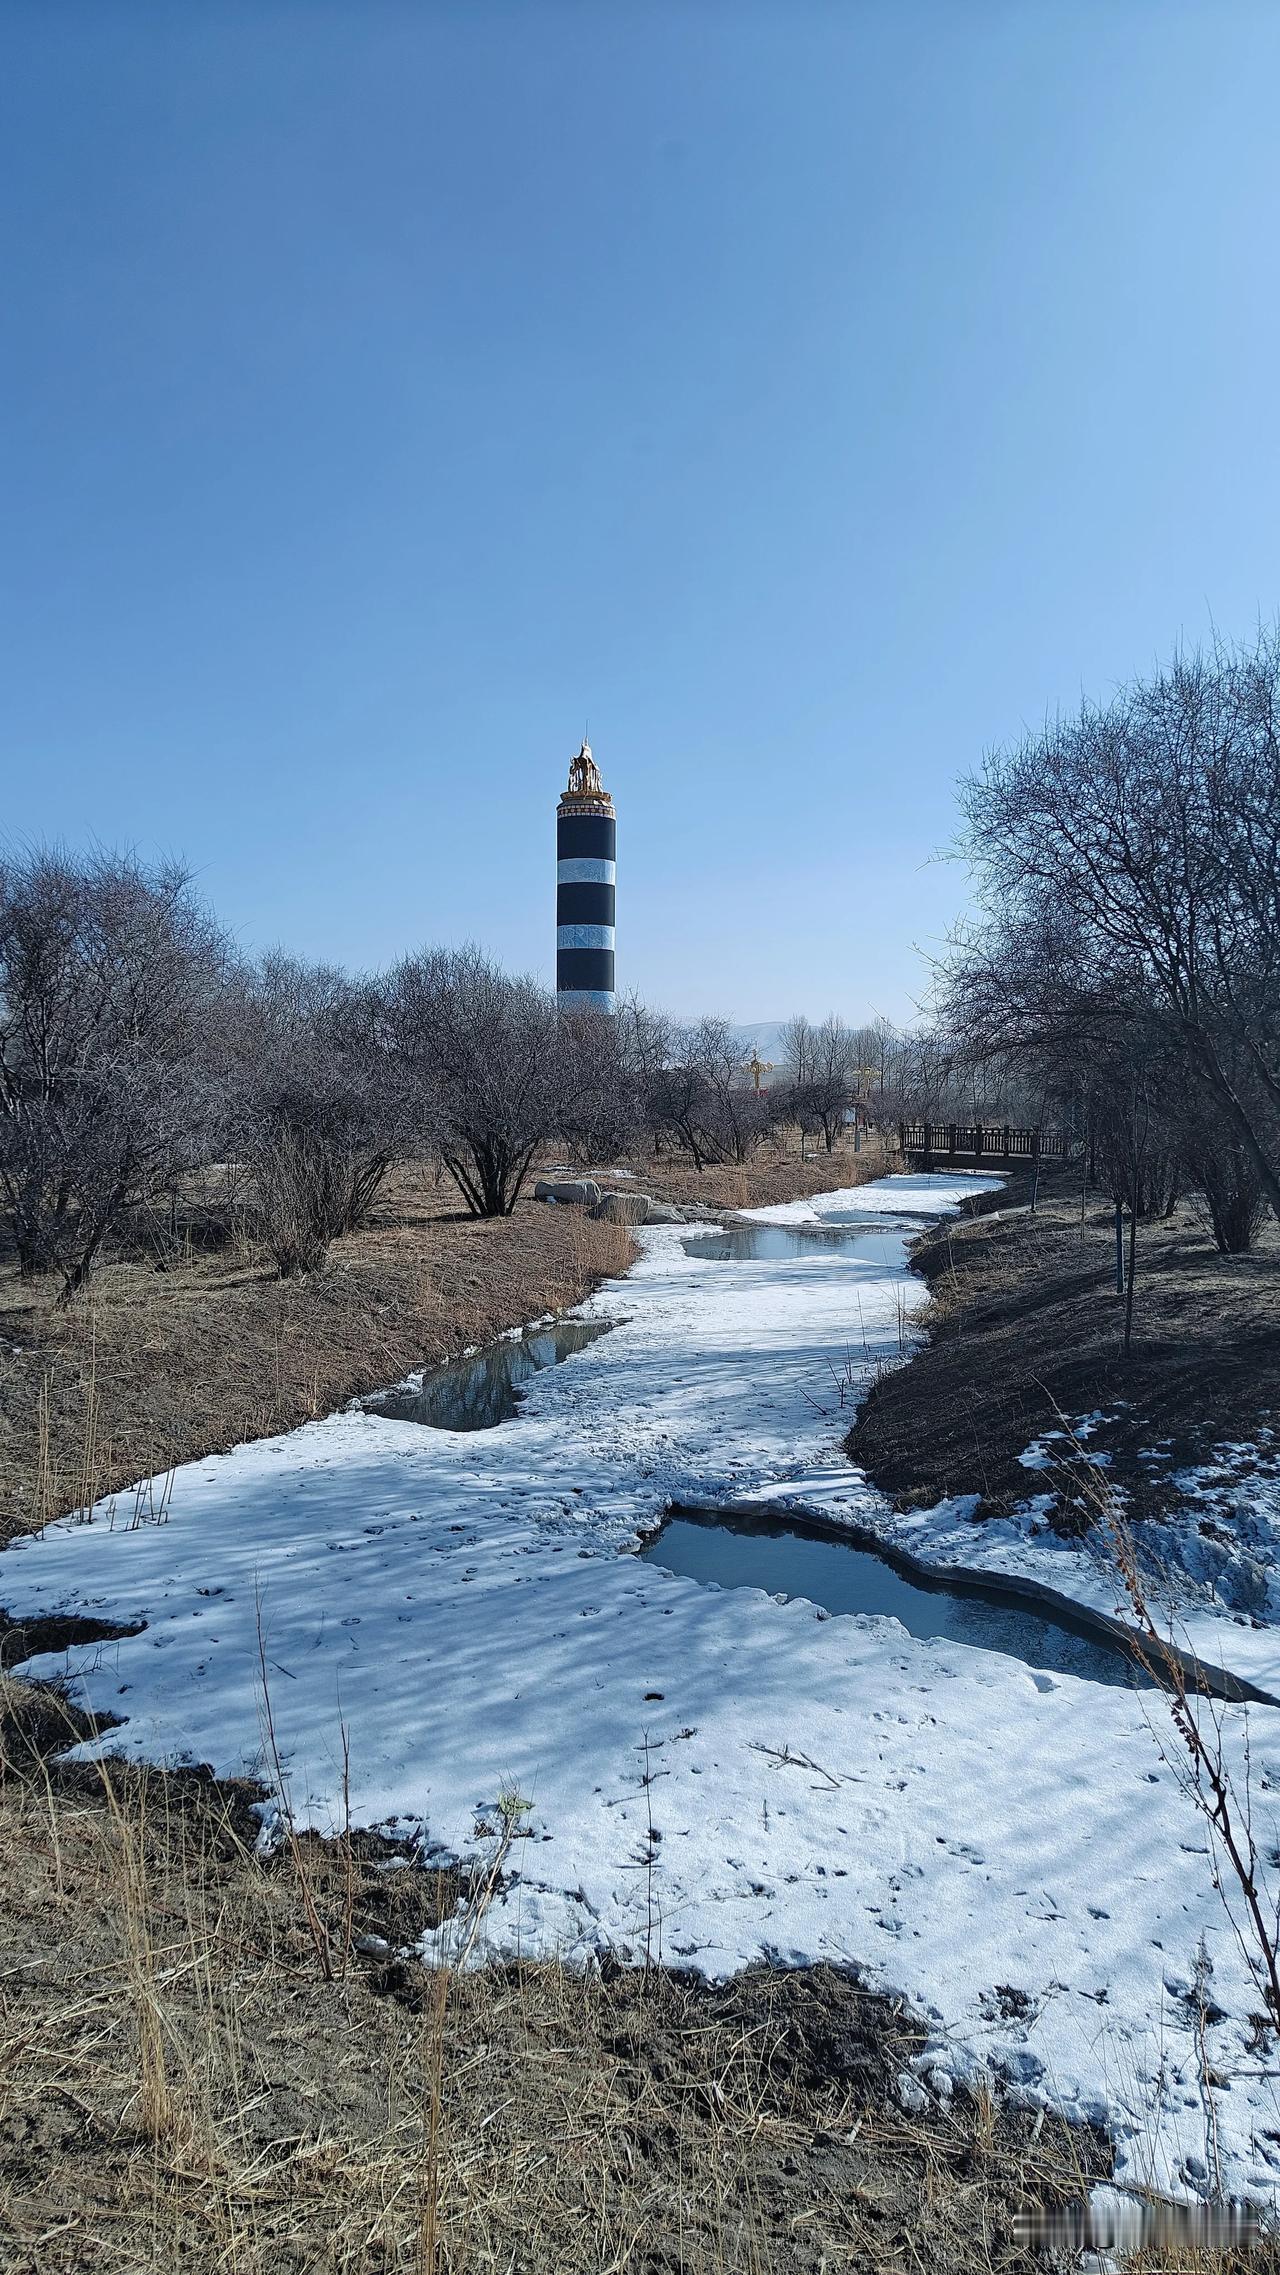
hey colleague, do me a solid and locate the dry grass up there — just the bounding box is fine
[0,1677,1128,2275]
[633,1131,889,1218]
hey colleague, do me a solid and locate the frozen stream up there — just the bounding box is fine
[4,1170,1280,2200]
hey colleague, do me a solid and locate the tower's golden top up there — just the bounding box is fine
[560,737,614,816]
[567,738,602,796]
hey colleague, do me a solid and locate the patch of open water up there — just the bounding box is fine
[640,1508,1156,1688]
[682,1217,912,1264]
[368,1319,612,1432]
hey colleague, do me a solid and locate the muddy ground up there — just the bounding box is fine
[848,1167,1280,1530]
[0,1135,884,1547]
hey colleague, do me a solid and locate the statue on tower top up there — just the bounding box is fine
[560,735,614,816]
[566,737,603,798]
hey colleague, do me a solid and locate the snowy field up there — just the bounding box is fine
[5,1171,1280,2201]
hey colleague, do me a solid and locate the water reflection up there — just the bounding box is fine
[640,1510,1154,1689]
[682,1218,909,1264]
[369,1319,612,1431]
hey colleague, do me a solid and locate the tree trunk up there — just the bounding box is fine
[1192,1026,1280,1223]
[57,1185,127,1306]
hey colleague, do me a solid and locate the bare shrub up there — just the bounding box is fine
[0,847,233,1302]
[1182,1109,1269,1256]
[253,1125,349,1277]
[556,1002,648,1165]
[388,946,561,1216]
[240,958,426,1276]
[649,1018,776,1170]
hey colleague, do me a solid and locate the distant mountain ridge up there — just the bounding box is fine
[730,1022,791,1068]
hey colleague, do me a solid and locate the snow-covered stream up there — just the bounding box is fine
[5,1170,1280,2202]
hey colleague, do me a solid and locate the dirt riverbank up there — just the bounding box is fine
[848,1166,1280,1530]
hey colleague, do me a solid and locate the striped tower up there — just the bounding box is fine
[556,737,616,1013]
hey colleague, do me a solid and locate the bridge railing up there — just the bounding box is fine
[897,1123,1066,1163]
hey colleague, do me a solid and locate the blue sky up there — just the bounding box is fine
[4,2,1279,1024]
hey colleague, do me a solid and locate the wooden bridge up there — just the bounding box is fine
[898,1123,1067,1168]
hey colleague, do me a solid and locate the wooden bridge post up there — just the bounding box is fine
[947,1124,957,1165]
[1002,1125,1011,1164]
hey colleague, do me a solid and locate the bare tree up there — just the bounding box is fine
[778,1016,822,1157]
[0,848,232,1302]
[616,994,673,1159]
[780,1016,814,1087]
[849,1017,897,1111]
[239,957,424,1275]
[658,1019,774,1167]
[1186,1121,1269,1256]
[649,1056,718,1171]
[954,626,1280,1219]
[557,1002,648,1166]
[388,947,560,1216]
[808,1016,857,1151]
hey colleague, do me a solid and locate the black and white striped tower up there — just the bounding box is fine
[556,737,616,1013]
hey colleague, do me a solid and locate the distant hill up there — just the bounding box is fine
[731,1021,792,1070]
